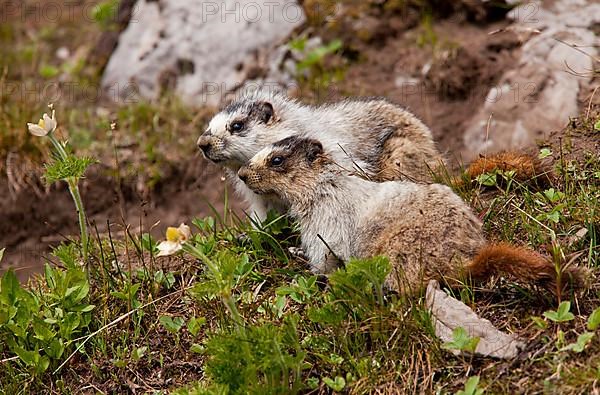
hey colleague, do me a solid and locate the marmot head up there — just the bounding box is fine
[197,92,291,169]
[238,136,329,202]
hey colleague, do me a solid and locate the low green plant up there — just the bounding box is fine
[0,246,94,376]
[202,315,306,393]
[159,316,185,334]
[560,332,594,353]
[587,307,600,331]
[92,0,119,29]
[442,327,480,353]
[288,36,345,92]
[544,301,575,323]
[276,275,318,303]
[323,376,346,392]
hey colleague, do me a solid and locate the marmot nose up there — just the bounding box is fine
[197,140,211,156]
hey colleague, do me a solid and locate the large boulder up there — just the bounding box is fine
[462,0,600,161]
[101,0,305,106]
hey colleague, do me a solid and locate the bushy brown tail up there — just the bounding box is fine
[467,243,584,294]
[463,151,553,187]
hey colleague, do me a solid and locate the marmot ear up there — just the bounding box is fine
[306,141,323,163]
[253,101,275,124]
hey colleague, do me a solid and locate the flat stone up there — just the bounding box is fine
[426,280,525,359]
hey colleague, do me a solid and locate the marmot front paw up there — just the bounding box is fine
[288,246,309,261]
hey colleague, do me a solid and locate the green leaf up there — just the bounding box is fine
[288,37,307,51]
[155,270,176,289]
[329,354,344,365]
[61,312,81,336]
[159,316,185,333]
[44,264,56,289]
[544,209,561,224]
[594,119,600,131]
[531,316,548,330]
[538,148,552,159]
[1,269,20,305]
[475,172,497,187]
[10,343,38,366]
[65,285,80,298]
[323,376,346,392]
[52,243,78,268]
[0,305,16,324]
[6,322,28,338]
[72,304,95,313]
[543,188,564,202]
[92,0,118,28]
[296,39,343,71]
[544,301,575,323]
[44,154,97,184]
[234,254,253,277]
[560,332,594,353]
[457,376,484,395]
[588,307,600,331]
[443,327,480,353]
[187,316,206,337]
[113,359,127,368]
[141,233,157,253]
[47,338,65,359]
[190,343,204,354]
[307,377,320,389]
[36,356,51,374]
[39,64,59,79]
[71,281,90,303]
[132,346,147,361]
[33,317,55,341]
[110,291,127,300]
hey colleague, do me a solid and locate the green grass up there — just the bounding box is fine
[0,142,598,393]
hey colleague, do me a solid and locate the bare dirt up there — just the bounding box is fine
[0,156,244,282]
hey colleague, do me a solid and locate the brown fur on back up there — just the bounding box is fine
[356,183,486,293]
[374,109,443,182]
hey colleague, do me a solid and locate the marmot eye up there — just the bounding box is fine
[230,121,244,133]
[270,156,284,167]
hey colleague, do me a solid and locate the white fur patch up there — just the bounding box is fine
[208,113,229,137]
[250,146,273,166]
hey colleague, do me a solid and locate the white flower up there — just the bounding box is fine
[157,223,192,257]
[27,110,57,137]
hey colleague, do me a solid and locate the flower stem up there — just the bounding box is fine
[67,179,89,265]
[48,133,68,160]
[48,132,89,264]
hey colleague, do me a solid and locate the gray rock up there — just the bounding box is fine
[101,0,305,106]
[426,280,525,359]
[462,0,600,161]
